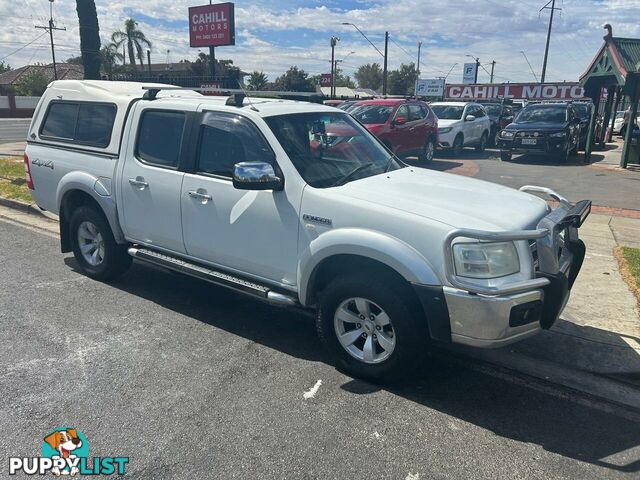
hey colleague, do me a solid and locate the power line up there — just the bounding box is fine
[34,0,66,80]
[388,36,416,63]
[0,32,47,62]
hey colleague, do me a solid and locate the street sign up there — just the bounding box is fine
[444,82,586,100]
[189,2,236,47]
[462,63,477,84]
[320,74,333,87]
[416,78,445,97]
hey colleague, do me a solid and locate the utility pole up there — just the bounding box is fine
[35,0,66,80]
[540,0,561,83]
[383,31,389,96]
[489,60,496,83]
[474,57,479,83]
[416,41,422,75]
[330,36,338,98]
[147,50,151,73]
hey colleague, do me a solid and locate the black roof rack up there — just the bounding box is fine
[140,86,324,105]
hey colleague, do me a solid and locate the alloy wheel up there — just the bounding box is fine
[334,297,396,364]
[77,221,105,266]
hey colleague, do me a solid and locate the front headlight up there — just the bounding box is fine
[453,242,520,279]
[439,127,453,134]
[500,130,515,138]
[549,131,567,138]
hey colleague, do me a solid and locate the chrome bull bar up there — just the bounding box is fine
[443,187,591,297]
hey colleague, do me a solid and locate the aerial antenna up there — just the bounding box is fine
[236,80,259,112]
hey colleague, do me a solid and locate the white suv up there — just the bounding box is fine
[25,81,591,382]
[431,102,491,155]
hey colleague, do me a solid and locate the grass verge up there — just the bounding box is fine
[615,246,640,304]
[0,157,31,203]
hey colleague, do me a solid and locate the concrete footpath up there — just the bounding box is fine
[454,213,640,409]
[1,201,639,411]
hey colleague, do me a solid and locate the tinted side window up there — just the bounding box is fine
[137,111,186,168]
[475,106,486,117]
[41,103,79,140]
[76,104,117,146]
[408,105,425,121]
[197,112,274,178]
[395,105,409,121]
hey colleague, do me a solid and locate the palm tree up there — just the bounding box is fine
[75,0,101,79]
[101,43,124,75]
[247,71,268,91]
[111,19,152,69]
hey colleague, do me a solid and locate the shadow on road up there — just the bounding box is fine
[64,257,640,474]
[506,152,588,167]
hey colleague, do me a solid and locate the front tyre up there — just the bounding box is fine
[316,273,425,383]
[419,138,435,164]
[500,150,512,161]
[475,132,488,152]
[70,206,131,281]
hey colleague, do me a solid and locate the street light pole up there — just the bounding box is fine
[383,31,389,95]
[490,60,496,83]
[330,36,339,98]
[540,0,561,83]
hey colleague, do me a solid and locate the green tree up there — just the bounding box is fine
[334,68,356,89]
[354,63,383,91]
[274,66,314,92]
[111,19,152,69]
[247,71,268,90]
[0,61,11,74]
[100,43,123,75]
[76,0,101,79]
[14,72,49,96]
[387,62,419,96]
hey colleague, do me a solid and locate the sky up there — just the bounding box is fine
[1,0,640,84]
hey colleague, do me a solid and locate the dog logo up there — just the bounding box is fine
[42,428,87,476]
[9,427,128,476]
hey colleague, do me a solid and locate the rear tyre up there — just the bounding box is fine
[69,206,131,281]
[451,134,464,156]
[500,151,512,161]
[316,273,426,383]
[419,138,435,164]
[475,132,488,152]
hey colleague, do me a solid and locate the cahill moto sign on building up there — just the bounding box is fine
[445,82,585,100]
[189,2,236,47]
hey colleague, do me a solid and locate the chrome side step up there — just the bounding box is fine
[128,247,298,307]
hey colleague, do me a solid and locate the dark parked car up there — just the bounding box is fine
[480,102,515,145]
[496,102,581,162]
[573,101,603,150]
[350,99,438,163]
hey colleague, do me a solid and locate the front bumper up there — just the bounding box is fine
[437,130,458,148]
[497,134,567,155]
[433,187,590,348]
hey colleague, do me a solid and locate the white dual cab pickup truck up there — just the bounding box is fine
[25,81,591,381]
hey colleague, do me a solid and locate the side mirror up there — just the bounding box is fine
[233,162,283,191]
[465,114,476,122]
[393,116,408,126]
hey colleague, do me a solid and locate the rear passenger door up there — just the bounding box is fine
[407,104,428,152]
[119,102,197,253]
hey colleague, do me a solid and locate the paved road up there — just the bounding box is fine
[0,118,30,144]
[1,219,639,479]
[425,148,640,211]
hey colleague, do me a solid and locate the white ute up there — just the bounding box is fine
[25,81,591,381]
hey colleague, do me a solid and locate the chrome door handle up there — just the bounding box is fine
[188,190,212,201]
[128,178,149,189]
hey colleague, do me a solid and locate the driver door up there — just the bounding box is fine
[180,110,300,286]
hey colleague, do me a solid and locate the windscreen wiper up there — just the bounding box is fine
[331,163,376,187]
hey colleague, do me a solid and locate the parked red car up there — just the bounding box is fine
[350,99,438,163]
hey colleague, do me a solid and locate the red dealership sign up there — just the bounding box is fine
[445,82,585,100]
[189,3,235,47]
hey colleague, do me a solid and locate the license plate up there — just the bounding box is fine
[521,138,537,145]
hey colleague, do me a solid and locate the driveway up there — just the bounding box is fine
[424,147,640,211]
[1,218,639,478]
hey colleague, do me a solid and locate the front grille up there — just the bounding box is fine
[517,131,544,138]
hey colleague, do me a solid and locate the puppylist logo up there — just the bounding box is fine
[9,428,128,476]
